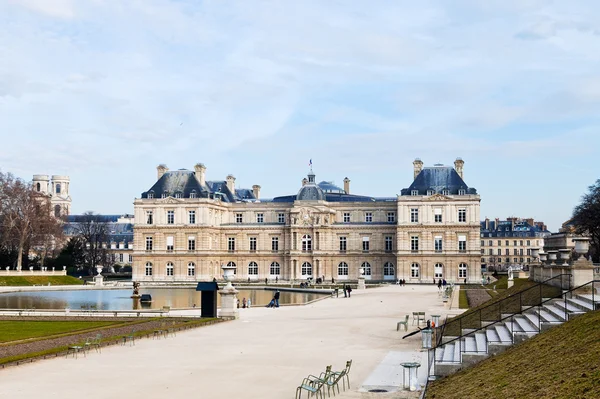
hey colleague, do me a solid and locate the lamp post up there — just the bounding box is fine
[358,267,366,290]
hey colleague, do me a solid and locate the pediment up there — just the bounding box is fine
[159,196,183,204]
[424,193,451,201]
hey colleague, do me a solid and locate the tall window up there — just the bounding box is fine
[361,262,371,276]
[146,211,153,224]
[362,237,370,252]
[339,236,347,252]
[145,236,153,251]
[235,213,243,223]
[257,213,264,223]
[365,212,372,222]
[270,262,280,275]
[434,208,442,223]
[434,263,444,278]
[278,213,285,223]
[488,240,493,246]
[411,236,419,252]
[167,210,174,224]
[188,210,196,224]
[248,262,258,275]
[343,212,350,223]
[56,183,61,194]
[383,262,394,277]
[249,237,257,251]
[458,263,467,279]
[434,236,443,252]
[385,236,393,252]
[166,236,174,252]
[36,182,41,191]
[505,249,509,255]
[411,263,420,278]
[301,235,312,251]
[228,237,235,252]
[410,208,419,223]
[145,262,153,276]
[271,237,279,252]
[227,261,236,274]
[119,253,123,263]
[387,212,396,223]
[498,240,502,246]
[166,262,174,276]
[54,205,61,217]
[338,262,349,276]
[188,236,196,251]
[458,235,467,252]
[520,240,524,246]
[497,248,502,256]
[458,209,467,222]
[128,254,132,263]
[301,262,312,276]
[188,262,195,276]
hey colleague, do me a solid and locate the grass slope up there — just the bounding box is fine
[0,276,83,286]
[427,310,600,399]
[0,320,120,343]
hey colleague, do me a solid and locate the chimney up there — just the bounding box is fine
[157,164,168,180]
[302,178,308,186]
[454,158,464,179]
[226,174,236,193]
[495,218,499,228]
[413,158,423,180]
[485,217,489,230]
[194,163,206,186]
[343,177,350,194]
[252,184,261,199]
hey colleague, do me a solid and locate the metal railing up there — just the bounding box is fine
[429,274,574,375]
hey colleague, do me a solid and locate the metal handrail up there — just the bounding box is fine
[430,278,598,374]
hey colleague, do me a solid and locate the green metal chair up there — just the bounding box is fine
[397,314,409,331]
[296,373,327,399]
[123,329,135,346]
[418,312,426,324]
[331,360,352,391]
[90,334,102,352]
[67,343,86,359]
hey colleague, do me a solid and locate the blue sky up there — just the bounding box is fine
[1,0,599,231]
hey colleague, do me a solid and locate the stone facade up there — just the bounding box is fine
[32,174,72,217]
[132,160,481,283]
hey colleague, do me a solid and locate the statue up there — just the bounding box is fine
[131,281,141,298]
[508,267,514,281]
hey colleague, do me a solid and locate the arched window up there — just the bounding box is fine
[36,182,41,192]
[227,261,237,275]
[411,263,420,278]
[383,262,395,276]
[188,262,195,277]
[361,262,371,276]
[145,262,153,276]
[54,205,61,217]
[248,261,258,275]
[301,262,312,276]
[459,263,468,279]
[270,262,280,275]
[338,262,348,276]
[434,263,444,279]
[166,262,174,276]
[56,183,61,194]
[301,235,312,251]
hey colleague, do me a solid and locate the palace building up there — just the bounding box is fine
[132,159,481,283]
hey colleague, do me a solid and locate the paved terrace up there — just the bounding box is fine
[0,285,463,398]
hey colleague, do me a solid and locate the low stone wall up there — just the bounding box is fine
[1,270,67,276]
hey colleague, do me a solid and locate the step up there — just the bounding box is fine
[524,312,541,328]
[494,325,512,343]
[567,297,594,312]
[475,332,487,353]
[442,342,456,362]
[513,315,538,334]
[454,339,461,362]
[543,305,567,321]
[554,300,586,315]
[463,336,477,353]
[536,309,561,323]
[573,295,599,309]
[486,328,500,343]
[504,320,524,334]
[435,346,445,361]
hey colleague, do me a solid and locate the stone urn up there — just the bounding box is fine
[559,249,571,266]
[547,251,558,265]
[219,264,239,319]
[573,237,591,260]
[539,252,547,263]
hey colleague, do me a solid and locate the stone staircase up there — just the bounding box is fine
[433,293,600,377]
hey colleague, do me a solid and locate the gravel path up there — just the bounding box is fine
[0,317,221,364]
[465,289,492,308]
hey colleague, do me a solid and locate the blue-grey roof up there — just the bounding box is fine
[480,219,550,238]
[64,215,133,244]
[318,181,345,194]
[400,166,476,196]
[141,170,256,203]
[296,185,325,201]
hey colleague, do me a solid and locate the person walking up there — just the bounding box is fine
[247,298,252,308]
[346,285,352,298]
[437,279,442,290]
[343,285,347,298]
[274,290,280,308]
[242,298,247,308]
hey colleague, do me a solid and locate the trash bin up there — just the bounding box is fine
[421,328,433,349]
[400,362,421,391]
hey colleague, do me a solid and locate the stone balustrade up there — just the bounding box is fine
[2,266,67,276]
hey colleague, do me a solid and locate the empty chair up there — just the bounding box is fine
[397,315,409,331]
[331,360,352,392]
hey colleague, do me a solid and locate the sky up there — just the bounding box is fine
[1,0,599,232]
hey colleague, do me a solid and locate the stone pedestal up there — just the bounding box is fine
[94,275,104,286]
[507,279,514,289]
[219,283,239,319]
[571,258,595,288]
[357,276,366,290]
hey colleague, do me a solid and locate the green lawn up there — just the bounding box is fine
[0,320,121,343]
[427,310,600,399]
[459,290,469,309]
[0,276,83,286]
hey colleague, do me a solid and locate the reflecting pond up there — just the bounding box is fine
[0,288,327,310]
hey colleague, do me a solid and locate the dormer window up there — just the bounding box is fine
[161,192,168,199]
[458,189,466,195]
[427,190,434,196]
[147,191,154,199]
[411,190,419,196]
[442,189,450,195]
[190,190,197,199]
[175,193,182,198]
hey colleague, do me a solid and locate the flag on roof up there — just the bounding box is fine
[309,159,312,167]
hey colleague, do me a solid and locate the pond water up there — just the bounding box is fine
[0,288,327,310]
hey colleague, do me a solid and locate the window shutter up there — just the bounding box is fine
[166,236,174,246]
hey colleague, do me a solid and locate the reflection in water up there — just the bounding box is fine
[0,288,326,310]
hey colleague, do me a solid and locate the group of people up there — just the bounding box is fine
[266,290,280,308]
[395,279,407,286]
[436,278,448,290]
[237,297,252,308]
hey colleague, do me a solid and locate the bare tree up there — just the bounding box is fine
[71,212,111,274]
[571,179,600,262]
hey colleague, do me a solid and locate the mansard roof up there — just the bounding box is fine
[400,165,477,196]
[480,219,551,237]
[141,170,256,203]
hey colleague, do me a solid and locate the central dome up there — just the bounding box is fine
[297,185,324,201]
